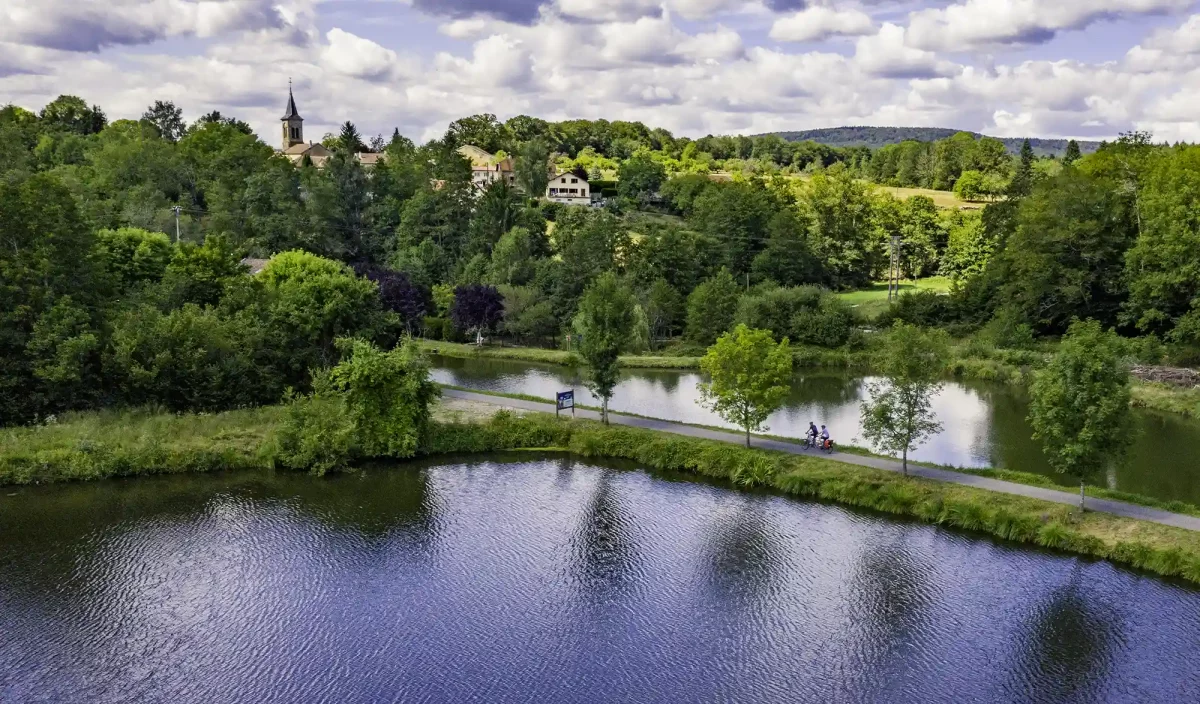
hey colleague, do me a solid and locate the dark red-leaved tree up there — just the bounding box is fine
[354,263,430,334]
[451,284,504,344]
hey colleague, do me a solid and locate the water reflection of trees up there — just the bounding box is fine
[791,372,864,416]
[1006,571,1123,704]
[700,499,783,605]
[568,471,641,600]
[289,462,436,540]
[849,538,937,647]
[0,465,442,603]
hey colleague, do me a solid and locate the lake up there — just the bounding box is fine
[431,356,1200,505]
[2,456,1199,703]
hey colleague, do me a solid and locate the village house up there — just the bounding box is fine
[546,171,590,204]
[457,145,517,190]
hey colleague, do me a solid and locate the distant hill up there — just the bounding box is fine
[766,126,1102,157]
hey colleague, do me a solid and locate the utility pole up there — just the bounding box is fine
[171,206,182,244]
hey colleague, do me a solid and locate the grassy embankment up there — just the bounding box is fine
[5,405,1200,585]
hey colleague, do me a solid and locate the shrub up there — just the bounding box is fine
[273,338,439,474]
[877,290,958,328]
[685,269,740,344]
[735,286,853,347]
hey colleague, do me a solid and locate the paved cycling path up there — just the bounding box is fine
[442,388,1200,532]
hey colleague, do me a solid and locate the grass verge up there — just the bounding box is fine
[418,340,702,370]
[4,406,1200,584]
[1132,382,1200,418]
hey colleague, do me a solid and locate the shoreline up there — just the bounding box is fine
[4,402,1200,585]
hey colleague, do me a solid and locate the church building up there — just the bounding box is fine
[278,87,380,168]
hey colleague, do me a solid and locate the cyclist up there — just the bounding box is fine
[806,422,819,448]
[820,425,831,450]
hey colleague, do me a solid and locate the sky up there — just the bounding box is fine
[2,1,1199,146]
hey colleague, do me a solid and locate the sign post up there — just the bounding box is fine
[556,390,575,418]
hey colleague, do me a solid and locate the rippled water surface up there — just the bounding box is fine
[3,456,1200,703]
[431,356,1200,504]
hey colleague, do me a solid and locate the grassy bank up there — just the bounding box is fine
[6,405,1200,585]
[419,340,702,370]
[1132,382,1200,418]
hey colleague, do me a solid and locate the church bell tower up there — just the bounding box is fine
[282,81,303,150]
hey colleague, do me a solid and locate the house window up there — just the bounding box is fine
[570,178,578,183]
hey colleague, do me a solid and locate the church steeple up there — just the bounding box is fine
[281,80,303,150]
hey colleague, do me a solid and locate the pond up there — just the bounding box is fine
[430,356,1200,505]
[2,456,1199,702]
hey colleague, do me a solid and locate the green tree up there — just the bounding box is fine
[1123,145,1200,342]
[861,323,952,474]
[573,271,636,423]
[274,338,438,475]
[445,114,507,153]
[105,302,267,411]
[940,211,985,282]
[800,168,878,289]
[515,137,552,198]
[259,250,383,378]
[1063,140,1082,166]
[617,152,667,204]
[162,233,247,307]
[690,180,775,275]
[40,95,106,135]
[645,278,685,341]
[898,196,944,279]
[1008,139,1037,197]
[751,208,820,287]
[698,324,793,447]
[1027,320,1133,510]
[996,169,1136,332]
[0,173,100,424]
[94,227,174,292]
[685,268,741,344]
[142,100,186,142]
[489,226,544,285]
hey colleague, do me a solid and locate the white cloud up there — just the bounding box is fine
[552,0,752,22]
[554,0,663,23]
[770,7,874,43]
[1141,13,1200,53]
[677,26,745,62]
[907,0,1192,51]
[322,28,402,80]
[4,0,1199,148]
[435,34,533,88]
[854,23,959,79]
[0,0,284,52]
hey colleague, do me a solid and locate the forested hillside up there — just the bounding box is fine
[2,96,1197,428]
[769,126,1102,157]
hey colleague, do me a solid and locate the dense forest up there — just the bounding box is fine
[768,126,1102,157]
[2,95,1198,428]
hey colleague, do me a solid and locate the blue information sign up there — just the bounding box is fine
[556,390,574,417]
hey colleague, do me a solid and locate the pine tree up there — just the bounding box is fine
[1007,139,1036,197]
[1063,139,1081,166]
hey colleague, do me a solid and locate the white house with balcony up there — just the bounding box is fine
[546,172,590,204]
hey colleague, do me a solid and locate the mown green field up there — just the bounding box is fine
[836,276,953,320]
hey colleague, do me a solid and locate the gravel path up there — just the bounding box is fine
[443,387,1200,532]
